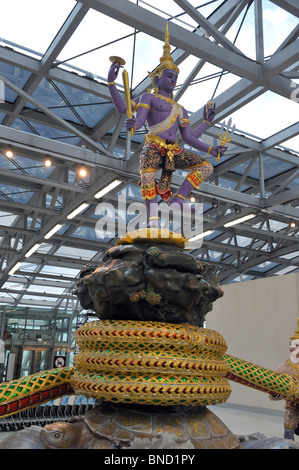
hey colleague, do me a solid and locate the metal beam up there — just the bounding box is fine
[0,75,113,156]
[261,122,299,151]
[88,0,262,81]
[270,0,299,18]
[173,0,245,55]
[2,2,91,127]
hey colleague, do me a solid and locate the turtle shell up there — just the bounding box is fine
[57,403,240,449]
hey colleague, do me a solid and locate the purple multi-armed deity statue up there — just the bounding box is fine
[107,23,227,227]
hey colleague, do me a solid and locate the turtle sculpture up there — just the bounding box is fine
[1,402,240,449]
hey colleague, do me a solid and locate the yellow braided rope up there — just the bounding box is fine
[1,320,299,417]
[71,320,231,406]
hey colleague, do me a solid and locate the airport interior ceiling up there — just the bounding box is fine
[0,0,298,315]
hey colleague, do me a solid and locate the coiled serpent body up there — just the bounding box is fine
[1,319,298,418]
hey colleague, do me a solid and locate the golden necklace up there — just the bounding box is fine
[153,92,177,107]
[286,359,299,378]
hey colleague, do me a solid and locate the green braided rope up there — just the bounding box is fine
[1,349,298,419]
[224,354,299,402]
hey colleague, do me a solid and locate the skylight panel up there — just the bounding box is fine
[0,0,76,56]
[0,211,18,226]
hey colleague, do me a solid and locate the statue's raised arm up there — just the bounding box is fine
[107,56,138,116]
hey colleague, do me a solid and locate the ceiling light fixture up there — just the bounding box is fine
[8,261,22,276]
[44,224,63,239]
[66,202,89,219]
[290,219,296,228]
[25,243,41,258]
[212,199,218,209]
[78,167,88,178]
[234,205,241,214]
[189,195,196,203]
[189,229,214,242]
[44,158,52,167]
[5,146,14,158]
[94,180,122,199]
[224,213,256,228]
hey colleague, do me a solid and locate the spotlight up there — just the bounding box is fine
[189,195,196,203]
[44,158,52,167]
[5,146,14,158]
[234,205,241,214]
[290,219,296,228]
[78,167,88,178]
[212,199,218,209]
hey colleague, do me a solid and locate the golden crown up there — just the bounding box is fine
[148,22,179,88]
[290,318,299,340]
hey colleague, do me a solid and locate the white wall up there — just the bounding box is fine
[206,272,299,411]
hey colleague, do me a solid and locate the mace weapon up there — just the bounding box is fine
[122,68,134,137]
[109,56,134,137]
[217,118,235,162]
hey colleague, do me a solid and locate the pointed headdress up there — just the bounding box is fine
[148,22,179,88]
[290,318,299,340]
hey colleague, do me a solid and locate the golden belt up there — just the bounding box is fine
[144,135,181,162]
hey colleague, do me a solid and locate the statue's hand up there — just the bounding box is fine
[210,145,227,158]
[269,392,284,401]
[125,117,136,131]
[108,62,123,82]
[203,102,216,123]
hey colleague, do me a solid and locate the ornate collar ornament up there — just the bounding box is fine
[148,22,180,90]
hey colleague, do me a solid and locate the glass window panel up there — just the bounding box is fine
[252,261,280,272]
[1,0,76,55]
[0,184,34,203]
[0,61,31,102]
[54,246,98,259]
[25,285,67,295]
[208,250,223,262]
[230,274,255,283]
[232,156,294,180]
[117,184,143,201]
[29,78,111,127]
[287,177,299,190]
[56,9,135,79]
[19,262,39,272]
[0,211,18,226]
[11,118,38,135]
[19,118,81,144]
[40,265,80,277]
[275,266,298,276]
[72,226,102,241]
[279,251,299,260]
[236,235,253,247]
